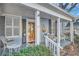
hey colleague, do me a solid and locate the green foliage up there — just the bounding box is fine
[13,45,52,56]
[74,35,79,42]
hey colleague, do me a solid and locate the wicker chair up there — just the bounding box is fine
[0,36,7,56]
[0,36,22,56]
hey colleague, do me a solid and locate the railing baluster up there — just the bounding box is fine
[51,43,54,55]
[44,34,62,56]
[49,40,50,48]
[55,46,57,55]
[50,43,52,50]
[54,44,55,55]
[45,36,48,47]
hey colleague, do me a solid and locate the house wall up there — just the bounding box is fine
[40,19,49,33]
[51,17,57,36]
[60,21,64,35]
[0,16,5,36]
[0,4,3,15]
[0,9,2,15]
[40,19,49,43]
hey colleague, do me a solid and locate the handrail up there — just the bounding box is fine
[44,35,63,56]
[44,36,57,46]
[44,35,63,49]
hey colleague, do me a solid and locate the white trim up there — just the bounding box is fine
[26,18,29,45]
[2,13,21,17]
[5,14,22,40]
[22,3,72,21]
[49,3,75,18]
[26,18,35,44]
[28,19,35,22]
[12,15,13,37]
[5,15,13,38]
[5,16,6,38]
[5,36,20,38]
[20,16,22,38]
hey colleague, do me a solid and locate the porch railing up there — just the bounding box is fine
[44,34,63,56]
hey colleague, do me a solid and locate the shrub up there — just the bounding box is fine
[74,35,79,42]
[13,45,52,56]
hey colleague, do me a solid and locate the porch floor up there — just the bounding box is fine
[0,39,72,56]
[60,39,71,48]
[0,43,27,56]
[53,39,71,48]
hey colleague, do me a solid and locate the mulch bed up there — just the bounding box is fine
[60,42,79,56]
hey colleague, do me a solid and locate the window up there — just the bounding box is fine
[13,28,19,36]
[6,28,12,36]
[6,16,12,26]
[5,15,20,38]
[13,16,20,26]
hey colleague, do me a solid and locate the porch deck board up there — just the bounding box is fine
[60,39,71,48]
[0,43,27,56]
[53,39,71,48]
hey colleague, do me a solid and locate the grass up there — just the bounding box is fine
[12,45,52,56]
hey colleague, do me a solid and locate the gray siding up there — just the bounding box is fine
[40,19,49,44]
[0,16,5,36]
[41,19,49,33]
[2,4,34,17]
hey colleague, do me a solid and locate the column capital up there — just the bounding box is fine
[35,10,40,16]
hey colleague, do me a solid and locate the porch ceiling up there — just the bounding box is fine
[0,3,51,19]
[22,3,74,21]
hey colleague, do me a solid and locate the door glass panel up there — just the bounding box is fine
[28,22,35,43]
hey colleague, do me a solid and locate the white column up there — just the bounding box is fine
[26,18,29,45]
[20,16,22,40]
[57,17,61,56]
[35,10,41,45]
[70,21,74,43]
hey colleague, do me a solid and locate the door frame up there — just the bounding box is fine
[26,19,35,45]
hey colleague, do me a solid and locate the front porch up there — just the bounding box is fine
[0,3,74,56]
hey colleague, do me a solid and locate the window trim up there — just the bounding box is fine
[5,15,21,40]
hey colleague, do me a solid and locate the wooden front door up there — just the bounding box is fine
[28,22,35,43]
